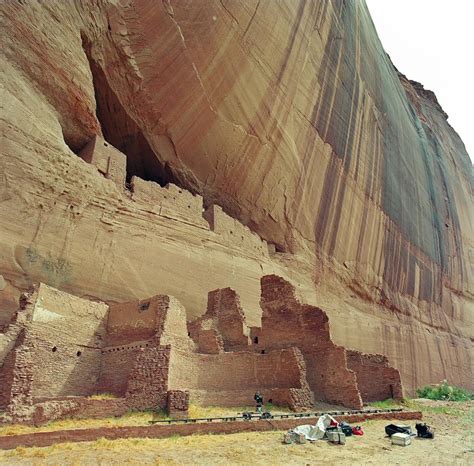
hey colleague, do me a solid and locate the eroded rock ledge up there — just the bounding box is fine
[0,0,472,399]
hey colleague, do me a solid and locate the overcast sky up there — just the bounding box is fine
[365,0,473,162]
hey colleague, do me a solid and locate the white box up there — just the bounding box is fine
[391,432,412,446]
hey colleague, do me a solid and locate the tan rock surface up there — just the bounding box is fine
[0,0,472,395]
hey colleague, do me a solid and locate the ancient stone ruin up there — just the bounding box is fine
[1,0,472,429]
[1,274,402,425]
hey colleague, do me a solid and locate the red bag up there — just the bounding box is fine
[352,426,364,436]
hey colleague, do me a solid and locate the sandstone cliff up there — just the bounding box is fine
[1,0,472,394]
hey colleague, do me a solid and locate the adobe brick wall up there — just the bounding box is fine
[79,136,126,187]
[258,275,363,409]
[131,177,209,230]
[346,350,403,402]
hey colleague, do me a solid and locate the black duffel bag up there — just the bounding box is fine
[385,424,411,437]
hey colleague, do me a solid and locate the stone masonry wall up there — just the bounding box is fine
[159,296,194,351]
[1,329,35,422]
[97,346,142,396]
[125,346,171,410]
[203,205,269,256]
[346,350,403,402]
[32,398,129,425]
[131,177,209,230]
[206,288,250,351]
[25,284,108,398]
[168,346,313,409]
[106,295,191,351]
[79,136,126,187]
[167,390,189,419]
[258,275,363,409]
[188,288,249,352]
[106,295,167,346]
[131,177,271,258]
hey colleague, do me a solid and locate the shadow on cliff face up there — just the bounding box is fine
[71,34,179,188]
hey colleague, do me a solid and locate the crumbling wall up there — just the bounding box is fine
[188,328,224,354]
[106,295,191,350]
[79,135,126,187]
[1,278,404,424]
[106,295,168,346]
[203,205,269,256]
[258,275,363,409]
[97,346,142,396]
[0,330,33,417]
[125,346,171,410]
[32,397,129,425]
[100,295,191,404]
[159,296,194,350]
[22,284,108,398]
[346,350,403,402]
[167,390,189,419]
[131,177,209,230]
[188,288,250,352]
[168,346,313,409]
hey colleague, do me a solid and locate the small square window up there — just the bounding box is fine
[139,302,150,311]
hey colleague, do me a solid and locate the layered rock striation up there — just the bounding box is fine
[0,0,472,394]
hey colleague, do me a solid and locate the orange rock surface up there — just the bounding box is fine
[0,1,472,394]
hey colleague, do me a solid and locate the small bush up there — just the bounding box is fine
[416,381,473,401]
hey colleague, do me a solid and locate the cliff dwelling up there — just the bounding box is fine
[0,275,402,425]
[0,0,472,450]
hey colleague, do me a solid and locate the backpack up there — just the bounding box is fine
[385,424,412,437]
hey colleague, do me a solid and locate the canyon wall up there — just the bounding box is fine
[0,0,472,394]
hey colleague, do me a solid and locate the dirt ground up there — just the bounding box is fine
[0,400,472,465]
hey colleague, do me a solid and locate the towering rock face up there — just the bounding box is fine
[1,0,472,395]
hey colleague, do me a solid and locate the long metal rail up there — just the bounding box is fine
[149,407,403,424]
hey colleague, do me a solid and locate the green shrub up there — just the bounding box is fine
[416,381,473,401]
[368,399,401,409]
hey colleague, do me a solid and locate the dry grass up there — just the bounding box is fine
[2,405,473,465]
[2,401,471,465]
[88,392,118,400]
[0,403,289,438]
[0,410,158,437]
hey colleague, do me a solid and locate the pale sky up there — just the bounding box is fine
[366,0,474,162]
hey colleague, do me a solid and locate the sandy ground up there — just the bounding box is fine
[0,400,472,465]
